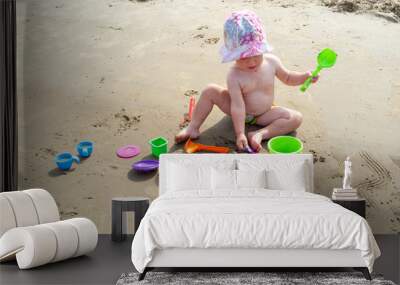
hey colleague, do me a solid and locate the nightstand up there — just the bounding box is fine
[332,198,366,218]
[111,197,150,242]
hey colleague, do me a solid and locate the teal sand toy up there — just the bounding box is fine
[300,48,337,92]
[76,140,94,158]
[55,152,80,171]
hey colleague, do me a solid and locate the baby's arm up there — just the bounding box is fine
[227,73,248,150]
[268,55,317,86]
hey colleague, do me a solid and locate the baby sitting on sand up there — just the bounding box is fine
[175,10,318,152]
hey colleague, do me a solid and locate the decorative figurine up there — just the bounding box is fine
[343,156,352,190]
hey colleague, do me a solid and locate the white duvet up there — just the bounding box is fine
[131,190,380,273]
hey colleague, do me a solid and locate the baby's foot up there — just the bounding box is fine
[247,131,263,152]
[175,127,200,143]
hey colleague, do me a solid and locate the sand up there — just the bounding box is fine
[16,0,400,233]
[322,0,400,22]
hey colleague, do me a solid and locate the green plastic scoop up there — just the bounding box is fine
[300,48,337,92]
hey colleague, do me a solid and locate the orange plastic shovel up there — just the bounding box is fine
[184,139,230,154]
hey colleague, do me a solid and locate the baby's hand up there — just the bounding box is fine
[236,133,249,151]
[307,71,319,83]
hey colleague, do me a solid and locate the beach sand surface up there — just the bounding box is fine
[16,0,400,233]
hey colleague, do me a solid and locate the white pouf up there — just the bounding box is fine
[0,189,98,269]
[24,189,60,223]
[1,191,40,227]
[0,196,17,237]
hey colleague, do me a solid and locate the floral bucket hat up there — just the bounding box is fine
[220,10,273,63]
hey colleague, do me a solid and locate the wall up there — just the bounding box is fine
[17,0,400,233]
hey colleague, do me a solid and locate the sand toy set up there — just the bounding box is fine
[57,48,336,173]
[115,137,169,174]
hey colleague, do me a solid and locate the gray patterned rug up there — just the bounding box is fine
[116,272,396,285]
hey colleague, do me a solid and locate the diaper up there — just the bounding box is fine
[245,114,257,125]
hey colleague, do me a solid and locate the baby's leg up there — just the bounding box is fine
[248,106,303,151]
[175,84,231,143]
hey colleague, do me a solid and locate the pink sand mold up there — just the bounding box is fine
[116,145,141,158]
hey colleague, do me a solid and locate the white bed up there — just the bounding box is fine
[131,154,380,281]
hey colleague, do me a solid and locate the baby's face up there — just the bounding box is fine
[236,55,263,71]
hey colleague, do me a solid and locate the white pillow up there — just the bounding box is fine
[167,163,211,191]
[236,169,267,189]
[237,158,309,191]
[266,161,307,191]
[211,168,237,190]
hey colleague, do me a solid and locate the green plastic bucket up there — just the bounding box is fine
[149,136,168,158]
[267,136,303,154]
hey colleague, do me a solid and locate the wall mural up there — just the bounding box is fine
[17,0,400,233]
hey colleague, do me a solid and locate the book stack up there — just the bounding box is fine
[332,188,359,200]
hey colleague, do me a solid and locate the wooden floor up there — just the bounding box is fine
[0,234,398,285]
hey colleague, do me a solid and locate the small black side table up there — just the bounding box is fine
[332,198,366,218]
[112,197,150,242]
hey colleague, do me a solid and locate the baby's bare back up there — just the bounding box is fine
[230,57,276,116]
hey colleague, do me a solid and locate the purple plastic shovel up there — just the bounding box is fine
[244,146,255,154]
